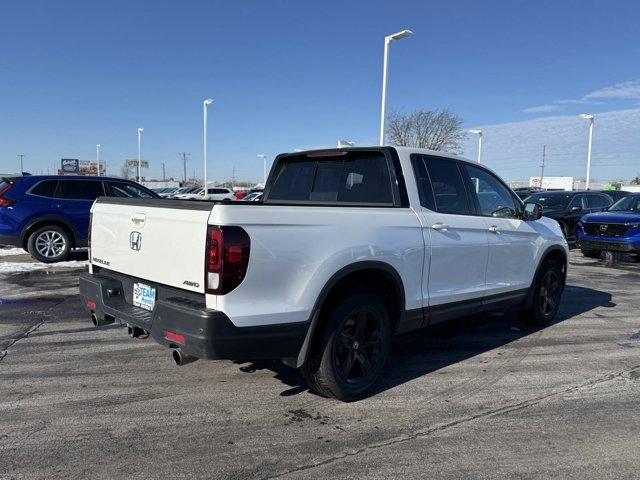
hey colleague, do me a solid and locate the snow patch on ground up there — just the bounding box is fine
[0,260,87,274]
[0,247,26,257]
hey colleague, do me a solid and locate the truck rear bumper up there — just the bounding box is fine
[79,271,308,361]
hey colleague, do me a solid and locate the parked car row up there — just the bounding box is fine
[521,189,640,260]
[0,176,158,262]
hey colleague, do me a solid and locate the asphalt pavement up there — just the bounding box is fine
[0,250,639,479]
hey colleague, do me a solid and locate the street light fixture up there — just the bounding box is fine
[469,129,483,163]
[96,144,101,176]
[578,114,595,190]
[257,154,267,186]
[203,99,214,194]
[137,128,144,183]
[379,29,413,146]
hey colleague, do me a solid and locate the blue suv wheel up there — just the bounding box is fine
[27,225,72,263]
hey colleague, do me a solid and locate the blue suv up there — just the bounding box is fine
[0,175,158,263]
[576,193,640,260]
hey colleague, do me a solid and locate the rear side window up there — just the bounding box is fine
[105,182,155,198]
[208,188,229,194]
[267,151,394,205]
[56,180,104,200]
[415,156,472,215]
[30,180,58,197]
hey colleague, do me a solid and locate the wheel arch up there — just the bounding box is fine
[21,217,78,250]
[523,245,568,309]
[294,261,406,368]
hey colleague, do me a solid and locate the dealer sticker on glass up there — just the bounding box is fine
[133,282,156,311]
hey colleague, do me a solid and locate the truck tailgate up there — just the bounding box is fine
[90,198,213,293]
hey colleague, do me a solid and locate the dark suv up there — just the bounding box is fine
[0,175,157,262]
[524,190,617,242]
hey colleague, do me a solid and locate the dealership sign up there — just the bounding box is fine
[60,158,79,174]
[126,160,149,168]
[529,176,574,191]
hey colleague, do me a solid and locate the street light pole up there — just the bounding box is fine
[469,129,483,163]
[257,154,267,185]
[18,154,24,173]
[203,99,213,194]
[137,128,144,183]
[579,114,595,190]
[379,29,413,146]
[96,144,101,176]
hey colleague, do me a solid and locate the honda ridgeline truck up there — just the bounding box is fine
[80,147,569,401]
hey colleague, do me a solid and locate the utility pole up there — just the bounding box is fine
[162,162,166,181]
[540,145,546,188]
[18,154,25,173]
[231,165,236,188]
[179,152,190,184]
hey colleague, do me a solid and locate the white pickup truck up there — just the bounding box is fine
[80,147,569,400]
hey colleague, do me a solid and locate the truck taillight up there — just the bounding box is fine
[205,226,250,295]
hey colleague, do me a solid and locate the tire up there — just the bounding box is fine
[580,249,602,258]
[518,260,563,327]
[300,293,391,401]
[27,225,72,263]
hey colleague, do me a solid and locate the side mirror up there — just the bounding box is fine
[522,202,543,221]
[570,205,582,212]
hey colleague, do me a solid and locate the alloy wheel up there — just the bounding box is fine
[333,307,385,385]
[34,230,67,259]
[539,270,561,317]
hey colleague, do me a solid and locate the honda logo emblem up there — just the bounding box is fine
[130,231,142,251]
[599,225,608,232]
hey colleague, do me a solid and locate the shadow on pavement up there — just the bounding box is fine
[234,285,614,400]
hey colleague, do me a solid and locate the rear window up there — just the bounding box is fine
[56,180,104,200]
[30,180,58,197]
[267,151,394,205]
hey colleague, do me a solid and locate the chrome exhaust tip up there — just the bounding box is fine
[171,348,197,366]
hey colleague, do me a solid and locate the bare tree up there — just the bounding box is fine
[120,162,131,179]
[386,109,467,153]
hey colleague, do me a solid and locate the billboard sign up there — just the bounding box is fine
[126,160,149,168]
[60,158,79,174]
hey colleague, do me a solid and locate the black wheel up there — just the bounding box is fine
[27,225,72,263]
[580,249,602,258]
[518,260,563,326]
[300,294,391,401]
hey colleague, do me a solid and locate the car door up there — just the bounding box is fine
[463,164,539,298]
[411,155,489,323]
[565,194,587,240]
[54,180,105,243]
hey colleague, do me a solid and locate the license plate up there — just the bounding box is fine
[133,282,156,311]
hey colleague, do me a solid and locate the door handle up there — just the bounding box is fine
[431,222,449,231]
[488,225,500,234]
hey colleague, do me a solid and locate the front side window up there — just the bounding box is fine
[419,157,471,215]
[586,194,611,208]
[30,180,58,197]
[569,195,586,209]
[105,182,154,198]
[56,180,104,200]
[267,151,394,205]
[465,165,519,218]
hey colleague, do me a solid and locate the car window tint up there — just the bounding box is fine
[411,156,436,210]
[106,182,154,198]
[465,165,518,218]
[268,152,393,204]
[56,180,104,200]
[423,158,471,215]
[569,195,585,209]
[30,180,58,197]
[587,194,611,208]
[208,188,229,194]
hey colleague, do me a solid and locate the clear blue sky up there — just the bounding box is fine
[1,0,639,182]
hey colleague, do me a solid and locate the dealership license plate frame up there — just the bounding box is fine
[133,282,156,311]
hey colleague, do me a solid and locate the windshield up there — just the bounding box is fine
[527,192,573,209]
[609,195,640,213]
